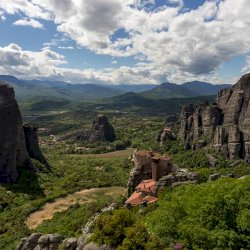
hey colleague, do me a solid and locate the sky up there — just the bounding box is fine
[0,0,249,85]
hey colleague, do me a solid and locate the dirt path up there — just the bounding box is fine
[26,187,126,230]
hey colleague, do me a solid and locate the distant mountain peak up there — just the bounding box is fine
[139,80,232,99]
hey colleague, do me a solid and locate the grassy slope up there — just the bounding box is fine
[0,148,131,249]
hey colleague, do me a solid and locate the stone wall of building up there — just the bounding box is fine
[127,150,173,194]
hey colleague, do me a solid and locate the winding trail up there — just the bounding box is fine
[25,187,126,230]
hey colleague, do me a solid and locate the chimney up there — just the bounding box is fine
[152,162,159,181]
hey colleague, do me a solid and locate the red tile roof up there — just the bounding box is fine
[125,179,158,206]
[136,179,156,193]
[125,192,157,206]
[125,191,144,206]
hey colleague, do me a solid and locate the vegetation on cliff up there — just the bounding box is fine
[91,178,250,249]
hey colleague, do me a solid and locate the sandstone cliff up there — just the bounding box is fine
[179,73,250,162]
[0,82,36,183]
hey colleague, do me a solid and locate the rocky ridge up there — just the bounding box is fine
[179,73,250,162]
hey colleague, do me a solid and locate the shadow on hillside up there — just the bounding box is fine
[1,168,45,197]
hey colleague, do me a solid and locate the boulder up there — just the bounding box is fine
[63,237,78,250]
[0,81,36,183]
[209,173,221,181]
[38,234,63,250]
[206,154,217,168]
[17,233,63,250]
[229,159,243,167]
[76,236,85,250]
[83,243,99,250]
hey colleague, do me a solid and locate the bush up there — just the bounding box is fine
[113,141,126,150]
[92,208,161,249]
[147,178,250,249]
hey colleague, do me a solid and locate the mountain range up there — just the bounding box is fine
[140,81,232,99]
[0,75,232,101]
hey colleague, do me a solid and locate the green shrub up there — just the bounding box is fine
[147,178,250,249]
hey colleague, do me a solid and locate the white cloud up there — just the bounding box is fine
[13,18,44,29]
[1,15,6,22]
[58,46,74,50]
[0,0,250,83]
[242,56,250,74]
[0,0,51,20]
[0,43,238,85]
[0,43,66,78]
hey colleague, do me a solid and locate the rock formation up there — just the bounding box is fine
[156,171,199,192]
[127,150,173,194]
[59,115,116,143]
[89,115,116,142]
[157,127,175,146]
[127,150,199,195]
[179,73,250,162]
[0,82,36,183]
[17,233,114,250]
[23,123,49,167]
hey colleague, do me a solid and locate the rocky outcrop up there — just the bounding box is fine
[0,82,36,183]
[209,173,221,181]
[157,127,175,146]
[17,233,113,250]
[17,233,63,250]
[89,115,116,142]
[23,123,49,167]
[156,171,199,192]
[157,115,178,145]
[179,73,250,162]
[127,150,173,194]
[59,115,116,143]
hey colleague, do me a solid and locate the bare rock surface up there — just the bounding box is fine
[89,115,116,142]
[17,233,63,250]
[59,115,115,143]
[0,81,36,183]
[17,233,114,250]
[179,73,250,162]
[23,123,49,167]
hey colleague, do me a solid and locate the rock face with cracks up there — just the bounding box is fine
[179,73,250,162]
[0,81,36,183]
[23,123,49,167]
